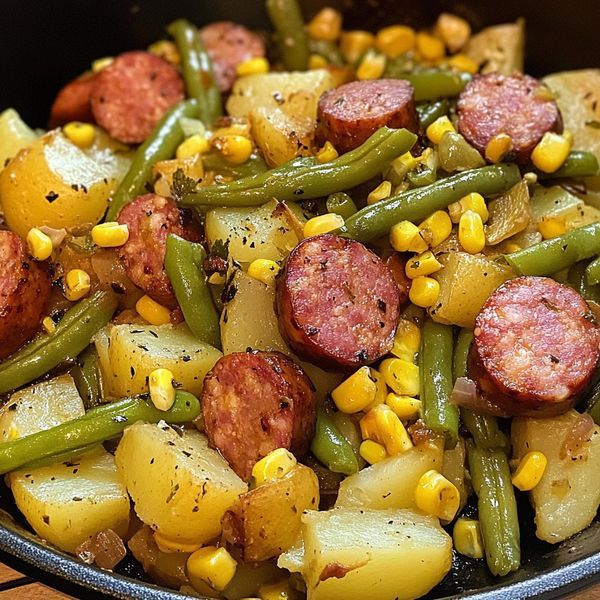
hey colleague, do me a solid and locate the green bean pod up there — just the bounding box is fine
[0,391,200,475]
[326,192,358,220]
[396,69,471,101]
[586,255,600,286]
[0,290,118,395]
[568,260,600,303]
[505,222,600,276]
[537,151,599,180]
[180,127,417,208]
[168,19,222,126]
[165,234,221,348]
[71,345,103,409]
[311,408,359,476]
[202,152,268,179]
[339,163,521,242]
[586,381,600,425]
[416,99,450,130]
[468,443,521,577]
[266,0,310,71]
[105,99,199,221]
[453,329,507,450]
[420,319,458,449]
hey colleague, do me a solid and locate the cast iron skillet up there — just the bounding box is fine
[0,0,599,598]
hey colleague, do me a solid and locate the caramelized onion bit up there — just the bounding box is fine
[75,529,127,570]
[449,377,509,417]
[559,412,594,460]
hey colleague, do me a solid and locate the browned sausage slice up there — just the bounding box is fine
[49,72,96,128]
[277,234,401,370]
[457,73,562,164]
[471,276,599,417]
[90,51,184,144]
[0,231,51,360]
[200,21,266,93]
[117,194,199,308]
[316,79,418,153]
[201,351,316,481]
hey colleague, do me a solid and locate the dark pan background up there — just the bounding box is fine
[0,0,599,598]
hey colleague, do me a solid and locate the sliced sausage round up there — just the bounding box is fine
[384,252,411,307]
[90,51,184,144]
[316,79,419,153]
[457,73,562,164]
[49,72,96,128]
[0,231,51,360]
[472,276,599,417]
[200,21,266,93]
[201,351,317,481]
[117,194,199,308]
[277,234,401,370]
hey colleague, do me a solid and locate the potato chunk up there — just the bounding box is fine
[280,507,452,600]
[512,410,600,543]
[115,423,247,544]
[222,464,319,561]
[0,108,36,169]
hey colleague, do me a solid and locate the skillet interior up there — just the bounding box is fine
[0,0,599,598]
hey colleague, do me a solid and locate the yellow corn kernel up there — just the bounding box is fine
[307,7,342,41]
[91,222,129,248]
[303,213,345,238]
[360,404,413,455]
[426,116,455,145]
[63,121,96,149]
[367,180,392,205]
[26,227,53,261]
[42,316,56,334]
[177,134,209,159]
[236,57,269,77]
[208,272,227,285]
[359,439,388,464]
[390,221,429,253]
[316,141,339,163]
[434,13,471,53]
[252,448,297,486]
[512,451,548,491]
[148,40,181,65]
[416,32,445,61]
[216,134,253,165]
[379,358,420,397]
[485,133,513,164]
[153,532,202,554]
[247,259,281,286]
[136,295,171,326]
[409,276,440,308]
[390,150,418,178]
[375,25,416,58]
[64,269,91,301]
[504,242,522,253]
[365,368,388,409]
[531,132,572,174]
[391,319,421,362]
[187,546,237,593]
[258,579,295,600]
[538,216,567,239]
[458,210,485,254]
[446,53,479,74]
[385,393,422,421]
[332,366,379,413]
[148,368,176,411]
[405,251,443,279]
[453,517,485,559]
[308,54,329,70]
[356,51,386,80]
[418,209,453,248]
[340,30,375,64]
[91,56,113,72]
[448,192,489,224]
[415,469,460,521]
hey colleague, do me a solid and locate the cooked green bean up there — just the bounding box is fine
[537,151,599,180]
[453,329,507,450]
[416,100,450,130]
[165,234,221,348]
[21,444,101,471]
[586,255,600,286]
[339,163,521,242]
[420,319,458,449]
[505,222,600,276]
[587,381,600,425]
[396,69,471,101]
[168,19,222,126]
[266,0,310,71]
[71,345,103,408]
[203,152,268,179]
[105,99,199,221]
[309,38,344,65]
[326,192,357,220]
[0,290,118,395]
[180,127,417,208]
[0,391,200,475]
[568,260,600,303]
[468,443,521,577]
[311,408,359,476]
